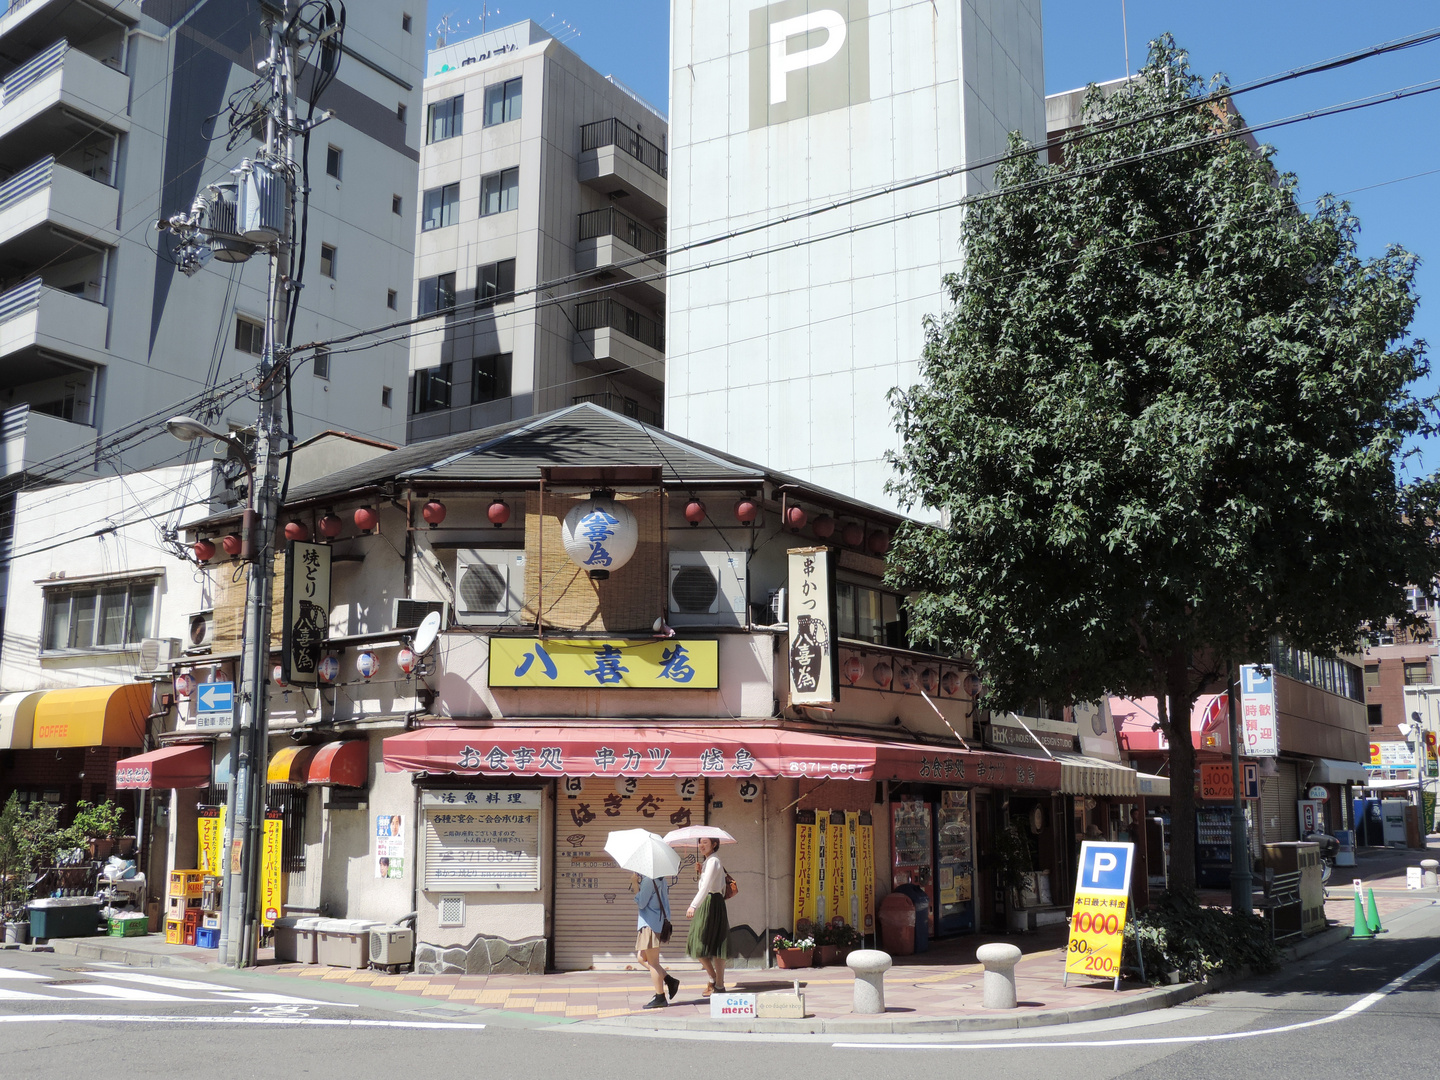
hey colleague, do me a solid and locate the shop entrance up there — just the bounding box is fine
[552,776,702,971]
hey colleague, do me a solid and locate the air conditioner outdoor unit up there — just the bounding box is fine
[668,550,747,627]
[393,598,448,630]
[369,925,415,966]
[455,549,525,625]
[139,637,181,672]
[767,587,786,625]
[186,610,214,651]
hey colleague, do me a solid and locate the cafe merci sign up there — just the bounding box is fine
[1064,841,1142,990]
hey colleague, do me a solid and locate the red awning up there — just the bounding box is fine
[307,740,369,787]
[115,744,212,790]
[383,725,1060,790]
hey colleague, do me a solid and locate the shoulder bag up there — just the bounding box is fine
[724,872,739,900]
[658,881,673,944]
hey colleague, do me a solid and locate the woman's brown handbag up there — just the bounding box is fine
[724,873,739,900]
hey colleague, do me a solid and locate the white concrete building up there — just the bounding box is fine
[406,21,669,443]
[665,0,1046,510]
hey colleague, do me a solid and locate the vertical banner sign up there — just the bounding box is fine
[787,547,838,704]
[815,810,830,924]
[1065,841,1135,985]
[282,540,331,685]
[845,811,861,931]
[260,812,284,928]
[197,805,225,877]
[857,816,876,936]
[1239,664,1279,758]
[827,811,847,928]
[793,815,816,929]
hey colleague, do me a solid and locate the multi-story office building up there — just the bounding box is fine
[665,1,1045,510]
[406,21,669,443]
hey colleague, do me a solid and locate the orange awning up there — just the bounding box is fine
[31,684,149,749]
[116,745,212,790]
[267,744,320,784]
[307,740,369,787]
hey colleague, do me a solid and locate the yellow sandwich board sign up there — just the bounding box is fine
[1064,841,1138,989]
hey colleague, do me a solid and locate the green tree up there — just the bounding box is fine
[886,38,1440,889]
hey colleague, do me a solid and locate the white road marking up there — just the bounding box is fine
[85,972,226,992]
[0,1014,486,1030]
[60,984,194,1002]
[834,949,1440,1052]
[0,970,49,980]
[210,991,357,1007]
[0,987,58,1000]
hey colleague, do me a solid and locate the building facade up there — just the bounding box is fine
[664,0,1046,510]
[406,22,669,444]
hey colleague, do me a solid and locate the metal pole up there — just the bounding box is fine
[1228,664,1253,915]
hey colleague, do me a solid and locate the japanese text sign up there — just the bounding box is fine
[488,638,719,689]
[787,546,838,705]
[1065,841,1134,982]
[282,540,331,685]
[422,789,541,892]
[1239,664,1278,758]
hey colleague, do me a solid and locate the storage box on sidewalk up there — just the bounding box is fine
[274,915,322,964]
[195,926,220,949]
[108,913,149,937]
[315,919,380,969]
[28,897,104,940]
[165,917,183,945]
[169,870,204,898]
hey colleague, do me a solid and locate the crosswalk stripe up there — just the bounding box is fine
[59,985,193,1002]
[0,970,49,981]
[86,972,229,993]
[0,987,58,1000]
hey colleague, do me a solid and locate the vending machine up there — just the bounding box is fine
[891,797,935,933]
[934,790,975,934]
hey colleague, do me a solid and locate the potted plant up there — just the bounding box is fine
[772,932,815,969]
[813,921,863,966]
[1,796,66,941]
[70,799,125,861]
[833,921,863,964]
[991,823,1035,932]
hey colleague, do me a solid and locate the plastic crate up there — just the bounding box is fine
[182,908,203,930]
[169,870,204,898]
[195,926,220,949]
[165,918,183,945]
[167,895,202,915]
[202,913,220,929]
[108,915,149,938]
[183,922,197,946]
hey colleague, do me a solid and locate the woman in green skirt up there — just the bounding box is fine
[685,836,729,995]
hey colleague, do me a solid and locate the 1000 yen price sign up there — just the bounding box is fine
[1064,897,1128,976]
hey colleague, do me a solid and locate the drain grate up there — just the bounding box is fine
[43,979,94,986]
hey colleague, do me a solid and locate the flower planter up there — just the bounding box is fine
[815,944,842,967]
[775,947,813,969]
[116,836,137,858]
[87,839,115,861]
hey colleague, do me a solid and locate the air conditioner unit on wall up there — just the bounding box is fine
[139,637,181,672]
[185,611,214,651]
[393,597,449,630]
[455,549,525,625]
[369,925,414,966]
[668,550,747,627]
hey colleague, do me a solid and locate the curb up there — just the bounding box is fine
[45,938,211,970]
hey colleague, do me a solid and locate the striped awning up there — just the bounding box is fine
[1054,753,1140,797]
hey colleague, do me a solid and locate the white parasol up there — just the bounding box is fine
[661,825,736,845]
[604,828,682,877]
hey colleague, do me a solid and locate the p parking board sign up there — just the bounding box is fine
[1065,841,1135,984]
[195,681,234,729]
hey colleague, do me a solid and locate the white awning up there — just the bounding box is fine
[1054,753,1140,797]
[1308,758,1371,785]
[1136,772,1171,797]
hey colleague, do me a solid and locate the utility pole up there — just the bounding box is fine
[1227,665,1253,915]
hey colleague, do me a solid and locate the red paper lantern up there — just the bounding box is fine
[193,539,216,562]
[872,660,894,689]
[867,529,890,555]
[488,499,511,528]
[221,534,243,556]
[318,513,343,538]
[354,506,379,532]
[841,522,865,547]
[784,505,808,531]
[842,655,864,685]
[283,520,309,542]
[811,514,835,539]
[397,647,417,675]
[898,665,916,691]
[174,673,195,697]
[422,500,447,527]
[684,499,706,527]
[735,499,759,526]
[963,673,983,698]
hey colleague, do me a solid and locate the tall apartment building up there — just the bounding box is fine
[0,0,423,477]
[664,1,1045,511]
[406,21,668,443]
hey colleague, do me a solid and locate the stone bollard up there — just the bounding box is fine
[1423,859,1438,889]
[976,942,1023,1010]
[846,949,893,1014]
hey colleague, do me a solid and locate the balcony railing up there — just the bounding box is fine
[574,297,664,353]
[2,38,66,102]
[0,155,52,211]
[577,206,666,261]
[580,117,667,178]
[0,274,42,322]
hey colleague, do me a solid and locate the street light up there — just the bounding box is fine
[165,415,227,443]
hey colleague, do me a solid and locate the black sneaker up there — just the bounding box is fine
[642,994,667,1010]
[665,974,680,1001]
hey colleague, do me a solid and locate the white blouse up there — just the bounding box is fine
[695,853,726,897]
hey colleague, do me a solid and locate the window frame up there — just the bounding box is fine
[325,145,342,179]
[41,575,159,655]
[471,352,513,405]
[479,167,519,217]
[427,94,464,144]
[386,289,397,310]
[319,243,337,278]
[234,316,265,357]
[476,258,516,307]
[483,77,522,127]
[421,182,461,231]
[411,363,453,414]
[312,346,330,380]
[417,272,457,318]
[392,194,403,216]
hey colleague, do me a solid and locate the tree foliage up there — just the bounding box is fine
[886,38,1440,886]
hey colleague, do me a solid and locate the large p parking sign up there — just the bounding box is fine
[1065,841,1136,985]
[1078,842,1133,894]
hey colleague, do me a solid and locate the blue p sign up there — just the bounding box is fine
[1077,842,1134,895]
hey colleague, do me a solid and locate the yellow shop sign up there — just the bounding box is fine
[489,638,719,689]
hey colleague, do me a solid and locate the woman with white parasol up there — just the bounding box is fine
[605,829,681,1009]
[664,825,736,997]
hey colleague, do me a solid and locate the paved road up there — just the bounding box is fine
[3,898,1437,1080]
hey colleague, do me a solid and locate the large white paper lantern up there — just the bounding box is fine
[561,498,638,578]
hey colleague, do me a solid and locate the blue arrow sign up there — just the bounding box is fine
[196,681,234,716]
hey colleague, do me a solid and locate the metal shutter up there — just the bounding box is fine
[1260,773,1281,845]
[1276,762,1300,842]
[552,776,703,972]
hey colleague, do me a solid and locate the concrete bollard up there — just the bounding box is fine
[846,949,893,1014]
[976,942,1023,1010]
[1422,859,1438,889]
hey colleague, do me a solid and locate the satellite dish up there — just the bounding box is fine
[413,611,442,655]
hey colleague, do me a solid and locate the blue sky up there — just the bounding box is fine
[432,1,1440,475]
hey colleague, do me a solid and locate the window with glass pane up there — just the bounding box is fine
[483,77,521,126]
[422,183,459,231]
[480,167,518,216]
[427,94,463,143]
[477,259,515,306]
[41,580,156,651]
[472,353,512,404]
[412,363,452,413]
[1404,661,1429,685]
[418,272,457,317]
[1364,665,1380,687]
